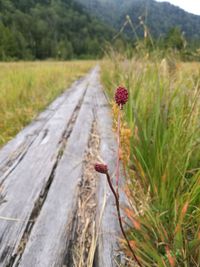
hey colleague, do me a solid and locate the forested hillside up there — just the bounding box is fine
[77,0,200,39]
[0,0,114,60]
[1,0,199,61]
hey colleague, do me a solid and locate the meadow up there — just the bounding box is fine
[0,55,199,266]
[101,54,200,266]
[0,61,95,147]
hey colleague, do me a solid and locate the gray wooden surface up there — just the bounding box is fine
[0,67,122,267]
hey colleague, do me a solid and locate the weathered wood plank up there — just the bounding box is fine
[17,68,99,267]
[0,73,90,266]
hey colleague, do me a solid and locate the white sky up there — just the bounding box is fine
[156,0,200,15]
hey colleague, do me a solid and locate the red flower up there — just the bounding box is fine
[115,86,128,106]
[94,163,108,174]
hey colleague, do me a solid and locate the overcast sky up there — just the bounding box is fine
[156,0,200,15]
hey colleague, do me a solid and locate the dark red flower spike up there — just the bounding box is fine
[115,86,128,108]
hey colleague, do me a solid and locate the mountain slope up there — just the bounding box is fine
[76,0,200,39]
[0,0,114,60]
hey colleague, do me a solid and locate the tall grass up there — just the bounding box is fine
[0,61,95,146]
[101,54,200,266]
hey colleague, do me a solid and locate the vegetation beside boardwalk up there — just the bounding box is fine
[0,60,95,147]
[101,54,200,266]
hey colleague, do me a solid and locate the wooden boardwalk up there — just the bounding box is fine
[0,67,123,267]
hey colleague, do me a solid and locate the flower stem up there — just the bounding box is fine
[116,107,121,196]
[105,171,142,267]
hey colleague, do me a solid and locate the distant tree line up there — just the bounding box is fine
[0,0,114,60]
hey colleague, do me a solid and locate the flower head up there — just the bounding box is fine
[115,86,128,107]
[94,163,108,174]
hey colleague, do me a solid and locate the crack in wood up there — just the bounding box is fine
[0,138,38,184]
[0,182,6,206]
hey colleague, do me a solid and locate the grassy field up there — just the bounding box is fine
[101,55,200,266]
[0,60,96,147]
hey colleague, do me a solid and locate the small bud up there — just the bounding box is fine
[94,163,108,174]
[115,86,128,107]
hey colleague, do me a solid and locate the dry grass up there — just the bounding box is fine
[0,60,96,147]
